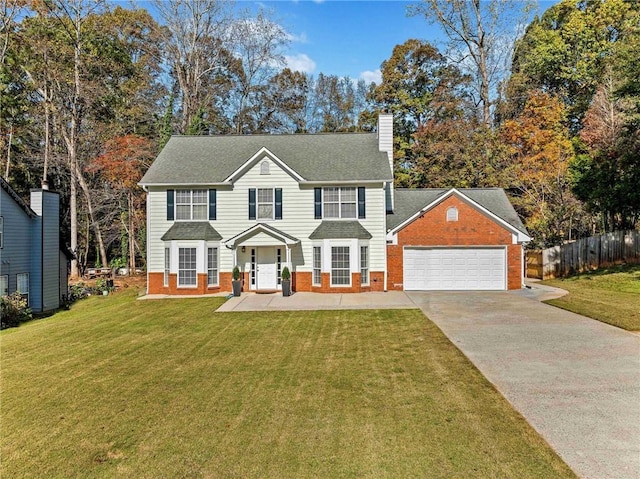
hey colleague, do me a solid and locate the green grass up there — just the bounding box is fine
[542,264,640,331]
[1,289,576,478]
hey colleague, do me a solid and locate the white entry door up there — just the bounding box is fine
[256,247,277,290]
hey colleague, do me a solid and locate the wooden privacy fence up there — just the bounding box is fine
[527,230,640,279]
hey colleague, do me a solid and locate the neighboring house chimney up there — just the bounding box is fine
[377,112,394,212]
[30,188,61,312]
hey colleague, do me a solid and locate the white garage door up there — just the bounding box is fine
[404,248,506,291]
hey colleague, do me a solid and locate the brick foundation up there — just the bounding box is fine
[148,272,227,295]
[294,271,385,293]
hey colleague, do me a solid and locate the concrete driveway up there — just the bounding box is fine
[408,291,640,479]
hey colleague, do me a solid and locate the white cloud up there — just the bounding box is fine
[286,31,308,43]
[359,69,382,85]
[284,53,316,73]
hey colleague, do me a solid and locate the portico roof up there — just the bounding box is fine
[161,222,223,241]
[224,223,300,248]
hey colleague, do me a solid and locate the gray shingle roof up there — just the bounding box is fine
[309,221,373,240]
[161,222,222,241]
[0,177,36,218]
[139,133,392,185]
[387,188,528,235]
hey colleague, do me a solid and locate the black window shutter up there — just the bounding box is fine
[358,187,366,219]
[167,189,174,221]
[275,188,283,220]
[209,189,216,220]
[314,188,322,219]
[249,188,256,220]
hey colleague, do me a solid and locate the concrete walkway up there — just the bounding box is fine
[408,291,640,479]
[216,290,416,312]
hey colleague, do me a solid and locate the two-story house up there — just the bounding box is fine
[140,114,530,295]
[0,178,70,312]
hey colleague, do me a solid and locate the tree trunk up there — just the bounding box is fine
[128,192,136,274]
[4,126,11,178]
[74,161,108,268]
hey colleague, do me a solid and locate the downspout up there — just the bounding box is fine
[383,181,388,292]
[142,185,149,295]
[521,243,527,288]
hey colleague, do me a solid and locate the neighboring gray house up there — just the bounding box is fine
[0,177,68,313]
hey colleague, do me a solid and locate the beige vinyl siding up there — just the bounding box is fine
[146,153,388,277]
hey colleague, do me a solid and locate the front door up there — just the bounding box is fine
[256,247,277,290]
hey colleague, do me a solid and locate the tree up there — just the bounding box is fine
[571,75,640,231]
[367,39,472,186]
[505,0,637,129]
[410,0,534,126]
[153,0,234,134]
[501,91,579,246]
[258,68,309,133]
[227,9,289,134]
[89,135,154,272]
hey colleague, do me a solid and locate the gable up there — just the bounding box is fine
[225,148,304,184]
[388,188,530,242]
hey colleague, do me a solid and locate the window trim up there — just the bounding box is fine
[175,189,208,221]
[312,246,322,286]
[257,188,275,220]
[207,246,219,287]
[446,206,459,222]
[360,245,369,286]
[322,187,357,219]
[177,247,198,288]
[0,274,8,296]
[330,245,351,287]
[164,247,170,287]
[16,272,29,305]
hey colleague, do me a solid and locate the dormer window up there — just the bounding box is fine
[260,160,270,175]
[446,206,458,222]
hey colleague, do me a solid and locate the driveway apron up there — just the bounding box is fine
[408,291,640,479]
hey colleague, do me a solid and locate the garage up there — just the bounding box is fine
[403,247,506,291]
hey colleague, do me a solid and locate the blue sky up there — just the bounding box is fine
[237,0,559,83]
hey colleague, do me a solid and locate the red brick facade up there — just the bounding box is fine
[387,195,523,290]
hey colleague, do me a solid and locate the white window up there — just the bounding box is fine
[446,206,459,222]
[178,248,197,287]
[257,188,274,220]
[0,275,8,296]
[0,216,3,248]
[207,247,218,286]
[164,248,170,286]
[176,189,207,220]
[331,246,350,286]
[260,160,270,175]
[313,246,322,286]
[17,273,29,304]
[360,245,369,286]
[323,187,356,219]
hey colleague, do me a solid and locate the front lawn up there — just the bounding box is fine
[1,289,575,478]
[542,264,640,331]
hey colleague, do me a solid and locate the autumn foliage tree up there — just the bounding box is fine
[90,135,154,272]
[501,91,582,246]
